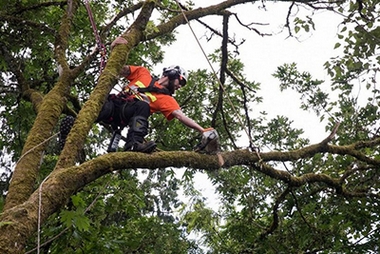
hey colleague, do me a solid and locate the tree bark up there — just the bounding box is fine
[2,135,380,253]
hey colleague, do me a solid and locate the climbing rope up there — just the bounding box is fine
[32,170,116,254]
[174,1,262,160]
[10,132,60,254]
[37,171,53,254]
[84,0,107,73]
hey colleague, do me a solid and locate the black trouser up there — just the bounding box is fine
[120,100,151,147]
[121,100,150,121]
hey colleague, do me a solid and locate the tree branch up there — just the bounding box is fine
[260,186,291,238]
[2,125,380,252]
[147,0,264,40]
[101,2,144,38]
[3,0,81,211]
[10,1,66,15]
[0,15,56,34]
[55,1,157,170]
[225,67,256,149]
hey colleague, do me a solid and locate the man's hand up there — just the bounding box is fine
[194,128,220,154]
[111,36,128,49]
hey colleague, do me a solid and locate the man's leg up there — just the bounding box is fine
[124,116,156,153]
[121,101,156,153]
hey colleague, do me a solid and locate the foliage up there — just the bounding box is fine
[30,171,197,253]
[0,0,379,254]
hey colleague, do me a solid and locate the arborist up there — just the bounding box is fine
[96,36,215,153]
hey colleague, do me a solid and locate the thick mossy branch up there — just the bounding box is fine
[24,89,44,112]
[56,1,156,169]
[2,138,380,254]
[4,1,80,211]
[4,81,70,210]
[54,0,80,70]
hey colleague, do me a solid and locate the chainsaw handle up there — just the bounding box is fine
[203,127,214,132]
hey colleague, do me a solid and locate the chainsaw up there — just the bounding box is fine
[194,128,220,154]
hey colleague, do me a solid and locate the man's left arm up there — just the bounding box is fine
[171,109,204,133]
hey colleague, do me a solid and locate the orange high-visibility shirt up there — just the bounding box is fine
[126,66,180,121]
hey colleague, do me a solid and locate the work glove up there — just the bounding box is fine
[194,128,220,154]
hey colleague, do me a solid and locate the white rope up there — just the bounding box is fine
[28,172,116,254]
[24,132,60,254]
[174,1,261,157]
[15,132,60,166]
[10,131,60,254]
[37,171,53,254]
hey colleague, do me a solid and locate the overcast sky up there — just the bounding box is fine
[158,1,344,146]
[162,0,345,208]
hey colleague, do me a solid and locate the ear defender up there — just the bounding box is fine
[163,67,180,79]
[162,65,188,85]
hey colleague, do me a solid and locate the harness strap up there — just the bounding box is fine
[137,77,171,95]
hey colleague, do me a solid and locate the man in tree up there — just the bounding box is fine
[97,37,210,153]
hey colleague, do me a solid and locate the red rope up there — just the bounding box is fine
[84,0,107,73]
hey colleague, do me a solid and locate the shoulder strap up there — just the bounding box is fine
[137,77,171,95]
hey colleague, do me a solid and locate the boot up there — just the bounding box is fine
[123,116,156,153]
[124,140,156,153]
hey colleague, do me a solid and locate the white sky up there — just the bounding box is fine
[160,1,344,145]
[161,1,345,209]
